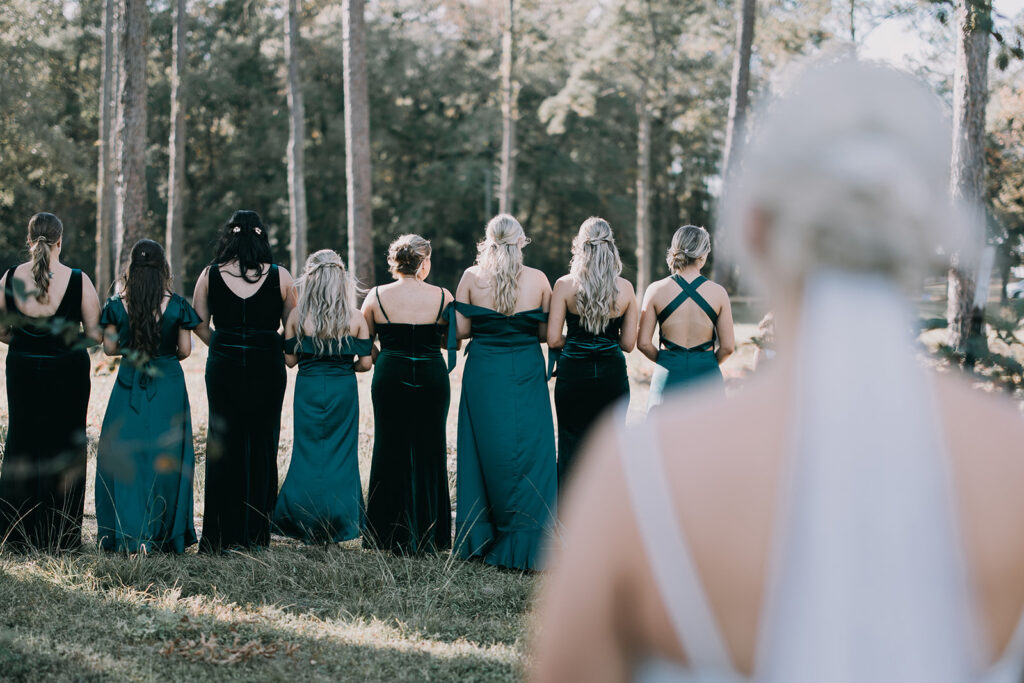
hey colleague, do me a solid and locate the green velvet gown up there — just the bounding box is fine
[365,289,452,554]
[551,312,629,487]
[272,335,372,544]
[0,267,90,551]
[95,295,200,553]
[453,302,556,571]
[648,274,723,409]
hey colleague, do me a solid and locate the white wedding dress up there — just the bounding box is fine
[619,272,1024,683]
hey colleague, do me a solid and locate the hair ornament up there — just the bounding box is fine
[254,227,263,236]
[232,226,241,234]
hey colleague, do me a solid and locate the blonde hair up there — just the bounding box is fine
[388,234,431,277]
[294,249,356,356]
[666,225,711,273]
[27,213,63,304]
[721,58,963,290]
[569,217,622,334]
[476,214,527,315]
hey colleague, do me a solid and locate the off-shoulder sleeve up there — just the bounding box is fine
[350,337,373,357]
[175,296,203,330]
[99,296,125,328]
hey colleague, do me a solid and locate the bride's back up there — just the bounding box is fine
[532,59,1024,683]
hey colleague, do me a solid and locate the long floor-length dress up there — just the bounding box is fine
[95,295,200,553]
[0,267,90,551]
[454,303,556,571]
[272,335,371,544]
[648,275,723,408]
[199,264,286,552]
[553,311,629,487]
[365,288,451,554]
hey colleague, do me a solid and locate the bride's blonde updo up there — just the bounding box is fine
[476,214,528,315]
[721,58,966,291]
[666,225,711,273]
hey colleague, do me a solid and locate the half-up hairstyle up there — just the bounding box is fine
[211,210,274,283]
[387,234,431,277]
[294,249,356,357]
[475,214,527,316]
[26,212,64,304]
[123,239,172,357]
[666,225,711,273]
[569,217,623,334]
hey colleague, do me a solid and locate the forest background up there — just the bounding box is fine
[3,0,1022,302]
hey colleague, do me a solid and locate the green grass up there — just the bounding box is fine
[0,324,769,681]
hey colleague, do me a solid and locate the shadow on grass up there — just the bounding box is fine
[0,547,531,682]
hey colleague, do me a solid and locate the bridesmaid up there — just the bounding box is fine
[272,250,372,544]
[637,225,735,408]
[0,212,101,551]
[454,214,556,571]
[192,210,296,552]
[547,217,637,487]
[362,234,454,554]
[95,239,199,554]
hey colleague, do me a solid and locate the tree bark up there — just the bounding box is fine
[114,0,149,274]
[946,0,990,357]
[165,0,186,292]
[95,0,116,297]
[635,98,652,298]
[714,0,756,291]
[343,0,374,290]
[498,0,516,215]
[286,0,308,275]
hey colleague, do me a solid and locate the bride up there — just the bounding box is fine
[531,59,1024,682]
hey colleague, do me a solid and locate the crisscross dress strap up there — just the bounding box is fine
[616,411,734,671]
[658,275,717,326]
[374,287,391,323]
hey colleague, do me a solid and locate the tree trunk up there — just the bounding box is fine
[849,0,856,42]
[635,98,652,298]
[498,0,516,215]
[286,0,308,275]
[946,0,990,358]
[714,0,756,291]
[165,0,186,292]
[95,0,116,297]
[114,0,149,274]
[342,0,374,290]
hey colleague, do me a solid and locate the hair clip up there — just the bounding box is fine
[254,227,263,236]
[232,226,241,234]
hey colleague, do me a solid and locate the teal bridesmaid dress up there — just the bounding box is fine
[272,335,372,544]
[451,303,556,571]
[95,294,200,553]
[648,274,723,408]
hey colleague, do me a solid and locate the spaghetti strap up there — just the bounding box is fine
[435,287,446,322]
[616,411,734,671]
[375,287,391,323]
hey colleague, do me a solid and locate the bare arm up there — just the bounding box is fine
[618,280,639,353]
[546,279,569,349]
[279,266,297,328]
[352,312,373,373]
[455,270,473,341]
[283,309,300,369]
[80,274,103,345]
[176,325,193,361]
[636,285,660,363]
[715,292,736,364]
[192,268,212,346]
[102,325,121,357]
[361,292,380,361]
[539,274,553,341]
[532,422,634,683]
